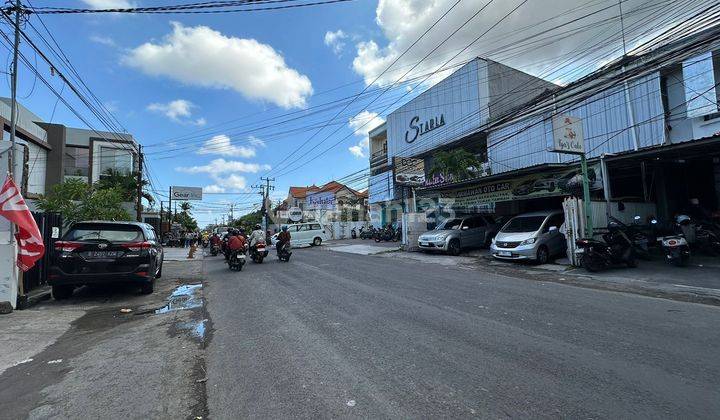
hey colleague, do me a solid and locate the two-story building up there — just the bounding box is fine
[369,27,720,229]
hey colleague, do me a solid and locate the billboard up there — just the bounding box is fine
[393,157,426,186]
[436,164,603,209]
[171,186,203,201]
[305,191,336,210]
[551,115,585,154]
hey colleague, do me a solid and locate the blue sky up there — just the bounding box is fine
[4,0,686,225]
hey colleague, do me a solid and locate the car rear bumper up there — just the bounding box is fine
[48,265,153,286]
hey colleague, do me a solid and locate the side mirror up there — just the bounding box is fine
[548,226,558,232]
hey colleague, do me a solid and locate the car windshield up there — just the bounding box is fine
[435,218,463,230]
[502,216,546,233]
[65,226,144,242]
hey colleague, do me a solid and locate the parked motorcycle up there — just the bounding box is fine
[658,215,692,266]
[576,220,637,272]
[277,242,292,262]
[694,221,720,256]
[250,240,269,263]
[351,227,357,239]
[374,226,396,242]
[227,250,246,271]
[359,226,375,240]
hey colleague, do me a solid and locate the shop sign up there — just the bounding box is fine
[405,114,446,143]
[305,191,336,210]
[171,186,203,201]
[424,173,453,187]
[438,164,602,209]
[393,157,426,185]
[551,115,585,154]
[288,207,303,222]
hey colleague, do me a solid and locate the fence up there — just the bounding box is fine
[22,212,62,296]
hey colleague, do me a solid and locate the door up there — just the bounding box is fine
[542,214,565,255]
[460,217,483,248]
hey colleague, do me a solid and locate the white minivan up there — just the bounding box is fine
[273,223,329,247]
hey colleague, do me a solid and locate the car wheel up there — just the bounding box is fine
[536,245,549,265]
[52,285,74,300]
[313,237,322,246]
[448,239,461,256]
[140,279,154,295]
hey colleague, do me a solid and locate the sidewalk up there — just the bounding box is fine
[163,245,205,261]
[382,247,720,306]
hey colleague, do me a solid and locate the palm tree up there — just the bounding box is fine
[180,202,192,213]
[95,168,155,206]
[428,148,481,181]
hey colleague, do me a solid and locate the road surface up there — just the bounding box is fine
[203,245,720,418]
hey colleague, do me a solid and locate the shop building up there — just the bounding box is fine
[368,57,556,226]
[370,27,720,231]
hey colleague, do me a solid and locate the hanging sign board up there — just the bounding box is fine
[288,207,303,222]
[393,157,426,186]
[551,115,585,154]
[171,186,203,201]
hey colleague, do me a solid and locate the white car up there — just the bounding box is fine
[273,223,328,247]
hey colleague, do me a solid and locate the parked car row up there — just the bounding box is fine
[418,210,567,264]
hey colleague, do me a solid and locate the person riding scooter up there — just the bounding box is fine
[227,229,247,255]
[277,226,291,253]
[249,224,265,251]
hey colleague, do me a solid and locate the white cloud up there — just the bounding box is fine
[324,29,348,55]
[124,22,313,109]
[176,158,271,174]
[197,135,256,158]
[146,99,206,126]
[347,110,384,159]
[351,0,685,88]
[203,185,226,193]
[82,0,135,8]
[248,136,266,148]
[207,174,247,192]
[90,35,117,47]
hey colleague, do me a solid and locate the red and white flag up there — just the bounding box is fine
[0,176,45,271]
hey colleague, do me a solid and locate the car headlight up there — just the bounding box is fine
[435,234,448,241]
[521,237,536,245]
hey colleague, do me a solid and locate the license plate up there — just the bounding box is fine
[498,251,512,256]
[84,251,119,259]
[420,241,429,246]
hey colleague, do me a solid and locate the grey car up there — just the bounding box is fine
[418,215,498,256]
[490,211,566,264]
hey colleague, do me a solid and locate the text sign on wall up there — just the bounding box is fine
[305,191,336,210]
[171,186,203,201]
[551,115,585,154]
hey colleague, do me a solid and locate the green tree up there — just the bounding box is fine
[230,210,263,230]
[37,178,132,223]
[180,201,192,213]
[428,148,481,181]
[95,168,155,207]
[173,211,198,231]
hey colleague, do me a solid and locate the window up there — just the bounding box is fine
[65,225,144,242]
[311,224,322,230]
[462,218,478,229]
[98,146,134,176]
[543,214,565,232]
[63,146,89,176]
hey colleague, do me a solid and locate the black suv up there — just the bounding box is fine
[49,221,164,299]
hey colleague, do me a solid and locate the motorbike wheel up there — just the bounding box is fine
[581,255,602,272]
[375,236,381,243]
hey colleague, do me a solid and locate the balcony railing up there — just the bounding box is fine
[370,149,388,168]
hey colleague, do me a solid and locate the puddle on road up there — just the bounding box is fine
[155,284,203,314]
[177,319,208,341]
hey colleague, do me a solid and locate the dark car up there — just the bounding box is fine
[49,221,164,299]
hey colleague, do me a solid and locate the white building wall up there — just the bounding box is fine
[26,142,47,195]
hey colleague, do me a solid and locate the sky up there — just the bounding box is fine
[2,0,699,226]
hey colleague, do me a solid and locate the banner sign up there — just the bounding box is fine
[436,164,602,209]
[305,191,336,210]
[551,115,585,154]
[171,186,203,201]
[393,157,426,186]
[288,207,303,222]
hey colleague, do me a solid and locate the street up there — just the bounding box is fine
[203,245,720,418]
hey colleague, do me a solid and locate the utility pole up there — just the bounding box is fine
[136,145,143,222]
[8,0,22,177]
[257,177,275,232]
[229,204,234,224]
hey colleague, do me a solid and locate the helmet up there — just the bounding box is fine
[255,224,262,230]
[607,220,621,231]
[281,225,288,232]
[676,215,691,225]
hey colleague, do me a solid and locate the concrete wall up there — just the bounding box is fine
[39,122,67,190]
[487,60,557,121]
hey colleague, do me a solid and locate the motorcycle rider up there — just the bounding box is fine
[227,228,247,256]
[249,224,265,252]
[276,225,291,255]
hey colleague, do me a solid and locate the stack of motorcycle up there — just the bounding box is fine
[374,225,401,242]
[576,214,720,271]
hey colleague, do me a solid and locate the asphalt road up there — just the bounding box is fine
[203,245,720,419]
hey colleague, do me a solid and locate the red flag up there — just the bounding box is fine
[0,176,45,271]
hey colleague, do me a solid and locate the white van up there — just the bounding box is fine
[274,223,328,247]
